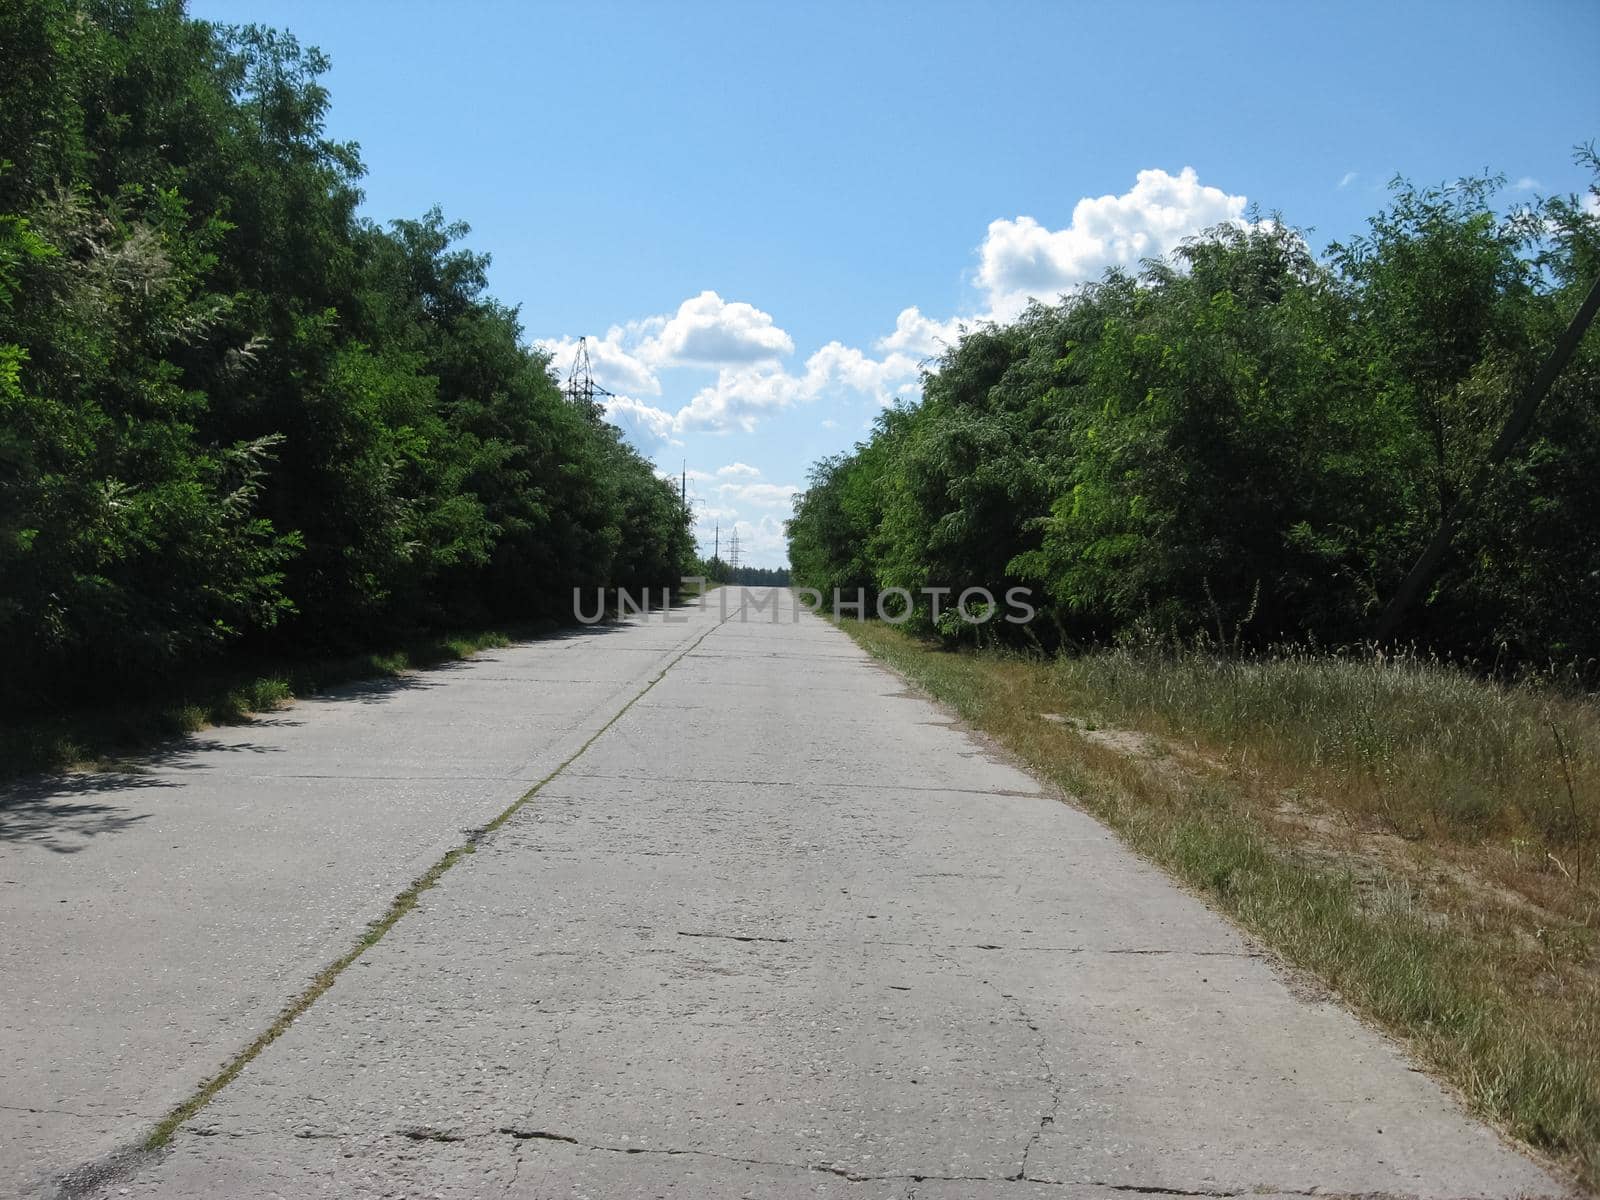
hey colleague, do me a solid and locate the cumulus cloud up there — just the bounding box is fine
[675,365,807,434]
[976,166,1247,318]
[601,395,679,452]
[802,341,921,406]
[640,290,794,367]
[717,462,761,478]
[554,168,1251,449]
[671,339,924,433]
[717,481,799,508]
[877,306,971,358]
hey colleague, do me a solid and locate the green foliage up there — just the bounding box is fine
[693,556,790,587]
[788,161,1600,668]
[0,1,692,712]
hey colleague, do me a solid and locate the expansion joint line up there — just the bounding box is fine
[134,608,734,1154]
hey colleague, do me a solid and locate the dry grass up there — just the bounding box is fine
[1053,646,1599,874]
[841,622,1600,1191]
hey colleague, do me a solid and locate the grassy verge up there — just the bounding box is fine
[840,620,1599,1191]
[0,626,533,782]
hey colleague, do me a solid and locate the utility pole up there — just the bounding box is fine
[681,460,687,509]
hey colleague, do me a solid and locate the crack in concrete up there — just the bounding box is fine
[664,928,1254,958]
[485,1125,1371,1195]
[922,947,1060,1186]
[504,1142,522,1197]
[531,1019,568,1101]
[1003,988,1059,1186]
[398,1126,466,1143]
[71,1116,1418,1200]
[498,1127,579,1144]
[1090,1187,1330,1198]
[677,929,793,944]
[0,1102,102,1121]
[493,1125,1027,1184]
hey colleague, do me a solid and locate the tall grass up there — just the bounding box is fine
[1051,646,1599,873]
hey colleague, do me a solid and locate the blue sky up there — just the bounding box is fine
[191,0,1600,566]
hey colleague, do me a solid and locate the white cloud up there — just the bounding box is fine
[801,341,922,407]
[877,306,970,358]
[601,394,679,451]
[670,339,924,433]
[640,290,794,367]
[675,365,808,434]
[555,168,1253,451]
[1513,176,1542,192]
[976,166,1247,319]
[717,481,799,508]
[1338,171,1358,190]
[716,462,761,478]
[729,515,791,561]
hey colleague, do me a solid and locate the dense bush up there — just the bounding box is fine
[788,162,1600,669]
[0,0,693,710]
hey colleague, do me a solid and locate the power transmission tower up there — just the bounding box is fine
[726,529,742,576]
[563,336,614,414]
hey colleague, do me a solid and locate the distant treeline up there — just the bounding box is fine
[0,1,693,712]
[787,163,1600,669]
[697,558,791,588]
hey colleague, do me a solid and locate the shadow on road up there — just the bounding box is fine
[0,618,645,849]
[0,772,174,852]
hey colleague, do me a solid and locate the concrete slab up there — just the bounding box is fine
[49,589,1567,1198]
[0,606,724,1199]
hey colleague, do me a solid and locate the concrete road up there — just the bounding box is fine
[6,589,1567,1198]
[1,605,720,1198]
